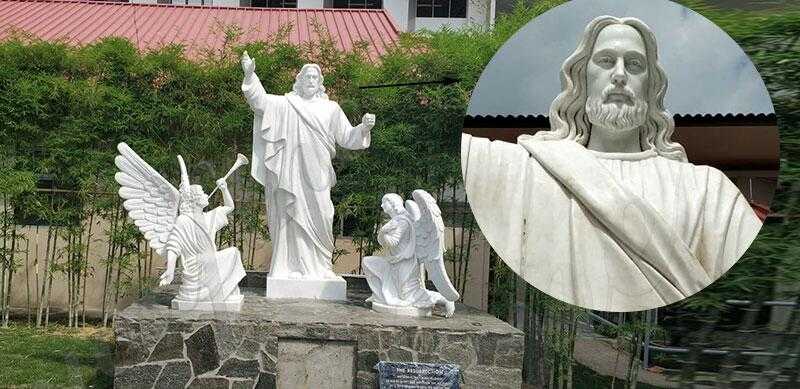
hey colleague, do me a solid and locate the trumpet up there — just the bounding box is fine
[209,153,249,197]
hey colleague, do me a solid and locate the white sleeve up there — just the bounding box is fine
[461,134,530,274]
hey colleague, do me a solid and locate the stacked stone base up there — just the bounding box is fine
[114,282,523,389]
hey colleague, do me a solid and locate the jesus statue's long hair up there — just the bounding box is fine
[534,15,687,162]
[292,63,329,99]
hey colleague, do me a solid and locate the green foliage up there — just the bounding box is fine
[0,324,113,386]
[670,3,800,312]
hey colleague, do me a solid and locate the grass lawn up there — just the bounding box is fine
[0,323,114,388]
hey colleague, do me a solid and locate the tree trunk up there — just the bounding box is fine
[147,243,153,279]
[67,232,73,328]
[0,197,8,328]
[36,225,54,327]
[136,239,142,298]
[2,225,16,327]
[43,227,59,328]
[102,202,121,327]
[81,212,94,327]
[112,246,125,327]
[449,182,458,287]
[44,268,53,328]
[24,237,31,325]
[459,215,475,297]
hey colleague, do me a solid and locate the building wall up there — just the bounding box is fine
[383,0,414,31]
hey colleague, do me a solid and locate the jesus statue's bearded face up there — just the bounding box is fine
[298,67,322,99]
[585,24,650,135]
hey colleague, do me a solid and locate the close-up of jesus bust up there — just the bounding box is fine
[461,15,763,312]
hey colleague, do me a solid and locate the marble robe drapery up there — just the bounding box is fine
[461,134,762,311]
[166,207,245,303]
[243,74,370,279]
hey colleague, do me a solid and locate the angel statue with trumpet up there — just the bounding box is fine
[114,143,250,311]
[362,190,460,317]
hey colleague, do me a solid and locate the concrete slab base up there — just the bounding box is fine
[265,276,347,300]
[170,294,244,312]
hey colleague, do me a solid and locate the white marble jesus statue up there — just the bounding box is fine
[241,53,375,300]
[461,16,763,312]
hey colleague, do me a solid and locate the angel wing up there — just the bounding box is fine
[404,199,421,222]
[114,143,180,256]
[411,189,460,302]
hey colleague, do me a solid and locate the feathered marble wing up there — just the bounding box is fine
[404,199,421,222]
[412,189,460,301]
[114,142,179,256]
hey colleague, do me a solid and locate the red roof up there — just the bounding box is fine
[0,0,400,59]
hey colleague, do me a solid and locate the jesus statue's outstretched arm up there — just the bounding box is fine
[460,134,530,273]
[332,108,374,151]
[240,52,271,115]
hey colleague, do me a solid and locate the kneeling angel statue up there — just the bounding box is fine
[114,143,248,311]
[363,190,460,317]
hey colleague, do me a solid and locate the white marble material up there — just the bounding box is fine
[241,53,375,300]
[171,294,244,312]
[362,190,460,318]
[265,276,347,300]
[460,16,763,312]
[371,301,432,317]
[114,143,248,311]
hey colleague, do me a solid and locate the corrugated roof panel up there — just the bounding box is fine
[6,2,50,33]
[331,11,352,53]
[65,3,103,44]
[327,10,344,52]
[367,12,388,52]
[141,6,174,49]
[77,4,121,43]
[0,0,399,60]
[99,6,132,42]
[364,12,385,56]
[44,3,86,39]
[183,7,209,54]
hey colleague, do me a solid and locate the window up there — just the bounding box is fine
[244,0,297,7]
[331,0,382,9]
[416,0,466,18]
[267,0,297,7]
[162,0,214,4]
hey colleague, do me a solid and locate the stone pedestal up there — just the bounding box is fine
[265,275,347,300]
[114,274,523,389]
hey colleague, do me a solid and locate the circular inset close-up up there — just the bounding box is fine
[461,0,779,312]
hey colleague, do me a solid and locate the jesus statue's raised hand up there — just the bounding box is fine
[241,51,255,79]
